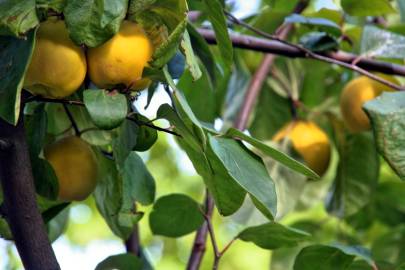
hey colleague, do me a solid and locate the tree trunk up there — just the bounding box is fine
[0,102,60,270]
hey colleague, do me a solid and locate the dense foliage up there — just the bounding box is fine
[0,0,404,269]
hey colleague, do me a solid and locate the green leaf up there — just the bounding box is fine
[112,119,138,167]
[83,89,128,130]
[150,19,187,68]
[47,206,69,242]
[0,0,39,36]
[238,222,310,250]
[64,0,127,47]
[30,158,59,200]
[122,152,155,206]
[128,0,188,68]
[93,152,143,239]
[182,137,247,216]
[364,91,405,180]
[372,225,405,266]
[96,253,142,270]
[178,62,216,123]
[341,0,395,16]
[331,244,374,266]
[25,104,47,157]
[327,132,379,217]
[0,218,12,240]
[0,30,35,124]
[249,85,291,140]
[209,136,277,219]
[163,67,206,146]
[225,128,319,179]
[149,194,205,237]
[202,0,233,70]
[25,104,59,199]
[132,115,158,152]
[285,14,340,29]
[158,104,246,215]
[293,245,356,270]
[187,24,218,85]
[361,26,405,59]
[299,32,339,53]
[181,30,202,80]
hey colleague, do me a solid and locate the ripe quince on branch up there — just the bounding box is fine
[87,20,154,91]
[23,18,87,99]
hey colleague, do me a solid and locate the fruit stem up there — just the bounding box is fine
[63,104,81,136]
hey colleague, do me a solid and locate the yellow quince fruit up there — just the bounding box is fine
[87,20,153,91]
[273,121,331,176]
[24,19,87,98]
[44,136,98,201]
[340,75,398,133]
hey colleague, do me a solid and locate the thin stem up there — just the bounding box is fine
[220,238,237,256]
[198,29,405,78]
[187,192,215,270]
[203,213,220,269]
[62,104,80,136]
[26,94,181,137]
[224,11,405,91]
[125,204,141,256]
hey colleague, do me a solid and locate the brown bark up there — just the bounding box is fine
[0,99,60,270]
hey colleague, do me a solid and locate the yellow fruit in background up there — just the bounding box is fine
[340,75,398,133]
[44,136,98,201]
[87,21,153,91]
[24,19,87,98]
[273,121,331,175]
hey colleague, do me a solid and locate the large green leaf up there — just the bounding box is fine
[341,0,395,16]
[209,136,277,219]
[64,0,127,47]
[0,30,35,124]
[149,194,204,237]
[112,119,138,167]
[364,92,405,180]
[0,0,38,36]
[327,132,379,217]
[158,104,246,216]
[163,67,206,146]
[249,85,292,140]
[83,89,128,130]
[202,0,233,70]
[25,104,59,199]
[96,253,142,270]
[122,152,155,206]
[225,128,319,179]
[361,26,405,59]
[293,245,356,270]
[238,222,310,250]
[285,14,340,33]
[93,151,143,240]
[178,62,216,123]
